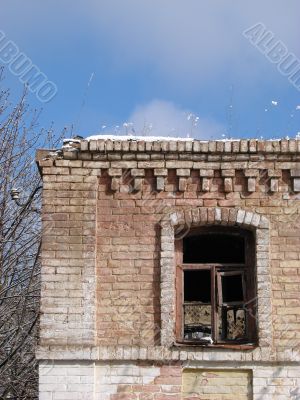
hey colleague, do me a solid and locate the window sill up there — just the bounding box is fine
[174,341,257,350]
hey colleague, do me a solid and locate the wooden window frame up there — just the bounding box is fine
[175,227,257,347]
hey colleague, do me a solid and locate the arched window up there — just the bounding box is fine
[175,226,257,346]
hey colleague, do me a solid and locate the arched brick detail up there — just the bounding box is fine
[160,207,272,349]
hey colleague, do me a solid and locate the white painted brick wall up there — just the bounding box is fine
[94,363,161,400]
[253,367,300,400]
[39,361,94,400]
[39,361,300,400]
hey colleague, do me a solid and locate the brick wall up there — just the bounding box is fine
[36,138,300,399]
[39,361,300,400]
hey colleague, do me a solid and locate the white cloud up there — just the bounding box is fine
[2,1,300,92]
[125,99,224,139]
[87,0,300,89]
[1,0,300,87]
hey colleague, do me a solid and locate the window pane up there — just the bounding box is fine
[183,270,213,342]
[221,274,244,303]
[184,304,212,342]
[183,233,245,263]
[218,307,247,341]
[184,270,211,302]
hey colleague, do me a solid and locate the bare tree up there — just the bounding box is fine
[0,68,64,399]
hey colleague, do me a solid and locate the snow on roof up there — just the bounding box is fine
[85,134,194,141]
[64,135,294,145]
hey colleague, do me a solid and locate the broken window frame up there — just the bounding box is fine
[175,227,257,346]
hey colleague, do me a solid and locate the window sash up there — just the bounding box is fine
[177,263,252,344]
[177,265,216,343]
[217,270,246,307]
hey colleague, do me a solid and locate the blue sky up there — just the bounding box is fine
[1,0,300,140]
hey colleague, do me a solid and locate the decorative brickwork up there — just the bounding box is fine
[36,138,300,400]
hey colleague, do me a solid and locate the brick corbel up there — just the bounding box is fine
[108,168,122,191]
[131,169,145,192]
[267,169,282,193]
[244,169,259,193]
[221,170,235,193]
[154,168,168,191]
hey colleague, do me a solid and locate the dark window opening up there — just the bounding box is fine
[183,233,245,264]
[184,270,211,302]
[176,227,256,346]
[220,274,244,303]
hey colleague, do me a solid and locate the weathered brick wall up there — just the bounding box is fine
[39,159,97,345]
[36,138,300,399]
[39,361,300,400]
